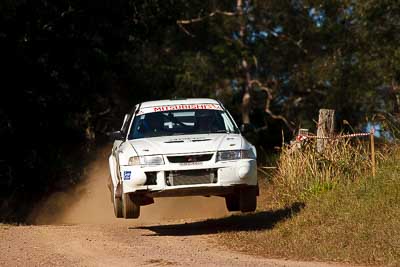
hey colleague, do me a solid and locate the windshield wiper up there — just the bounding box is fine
[171,132,189,135]
[210,130,229,133]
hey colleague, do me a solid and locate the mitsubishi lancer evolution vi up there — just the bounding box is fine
[108,98,258,218]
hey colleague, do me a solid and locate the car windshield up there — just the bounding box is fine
[128,109,239,139]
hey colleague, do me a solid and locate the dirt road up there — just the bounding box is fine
[0,149,345,267]
[1,221,349,267]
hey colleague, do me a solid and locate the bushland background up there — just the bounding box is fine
[1,0,399,222]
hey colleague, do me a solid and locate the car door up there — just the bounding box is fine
[110,108,136,186]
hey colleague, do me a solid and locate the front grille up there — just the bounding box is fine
[167,154,213,163]
[165,169,218,186]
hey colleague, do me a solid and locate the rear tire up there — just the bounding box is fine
[122,193,140,219]
[240,187,257,212]
[225,194,240,212]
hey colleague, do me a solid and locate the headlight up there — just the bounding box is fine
[128,156,140,165]
[140,155,164,165]
[216,149,256,161]
[128,155,164,166]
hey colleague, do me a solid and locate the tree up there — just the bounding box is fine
[2,0,399,221]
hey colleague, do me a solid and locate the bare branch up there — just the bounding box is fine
[98,108,111,116]
[177,10,236,25]
[249,79,294,131]
[265,110,294,131]
[177,23,196,37]
[177,8,308,54]
[250,79,273,100]
[176,9,236,37]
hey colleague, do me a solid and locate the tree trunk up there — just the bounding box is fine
[391,80,400,115]
[237,0,251,125]
[316,109,335,153]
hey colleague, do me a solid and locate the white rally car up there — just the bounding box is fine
[108,98,258,218]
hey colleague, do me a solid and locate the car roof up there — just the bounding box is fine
[139,98,219,108]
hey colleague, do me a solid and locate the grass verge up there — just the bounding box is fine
[218,143,400,266]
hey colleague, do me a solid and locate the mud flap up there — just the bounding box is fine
[139,195,154,206]
[115,183,122,198]
[107,176,112,192]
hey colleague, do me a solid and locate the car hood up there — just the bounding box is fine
[128,134,243,155]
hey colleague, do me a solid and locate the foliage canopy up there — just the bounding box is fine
[0,0,399,221]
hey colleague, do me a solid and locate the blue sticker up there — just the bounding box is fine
[123,171,131,180]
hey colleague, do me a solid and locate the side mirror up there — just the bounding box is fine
[108,130,124,141]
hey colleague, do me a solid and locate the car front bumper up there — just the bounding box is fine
[119,158,257,196]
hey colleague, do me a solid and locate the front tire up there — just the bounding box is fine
[109,175,123,218]
[113,193,123,218]
[240,187,257,212]
[225,194,240,212]
[122,193,140,219]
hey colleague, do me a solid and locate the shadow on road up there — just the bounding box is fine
[131,202,304,236]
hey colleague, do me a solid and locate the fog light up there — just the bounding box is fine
[238,166,251,179]
[129,171,146,186]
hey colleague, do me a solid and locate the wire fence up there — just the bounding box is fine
[259,129,377,177]
[296,131,372,141]
[293,128,376,177]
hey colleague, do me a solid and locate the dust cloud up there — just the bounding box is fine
[29,147,228,225]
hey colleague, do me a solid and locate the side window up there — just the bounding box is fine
[221,112,236,133]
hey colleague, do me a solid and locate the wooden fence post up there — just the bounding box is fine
[370,128,376,177]
[317,109,335,153]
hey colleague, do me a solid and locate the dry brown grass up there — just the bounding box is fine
[274,138,379,204]
[217,141,400,266]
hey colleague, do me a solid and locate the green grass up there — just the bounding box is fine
[218,144,400,266]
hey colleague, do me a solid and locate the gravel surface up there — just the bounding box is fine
[0,223,347,267]
[0,148,349,267]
